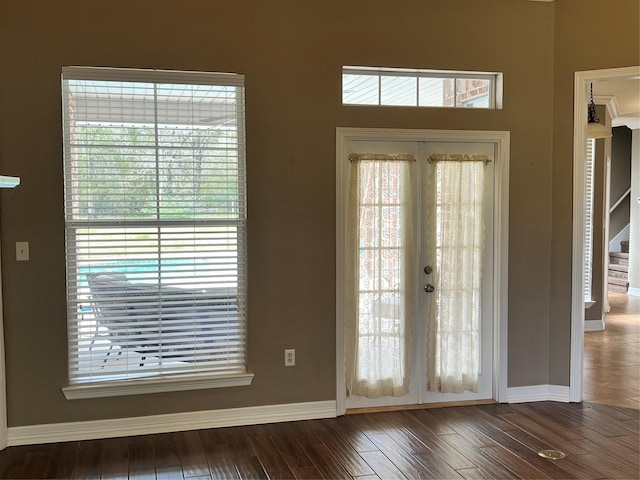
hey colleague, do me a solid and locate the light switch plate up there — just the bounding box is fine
[16,242,29,261]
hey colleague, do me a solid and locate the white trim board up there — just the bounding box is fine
[7,400,336,447]
[584,319,605,332]
[571,66,640,403]
[507,385,570,404]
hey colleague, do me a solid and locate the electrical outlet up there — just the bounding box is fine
[284,348,295,367]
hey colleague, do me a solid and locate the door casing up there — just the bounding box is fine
[570,66,640,402]
[336,127,510,415]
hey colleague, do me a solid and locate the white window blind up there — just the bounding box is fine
[62,67,247,385]
[584,137,596,302]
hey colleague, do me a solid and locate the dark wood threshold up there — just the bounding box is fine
[347,398,496,415]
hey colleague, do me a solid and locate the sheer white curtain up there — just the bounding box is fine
[425,156,487,394]
[345,155,416,398]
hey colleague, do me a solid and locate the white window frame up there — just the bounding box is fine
[61,66,253,399]
[342,66,503,109]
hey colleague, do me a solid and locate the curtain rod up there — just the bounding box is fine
[348,153,491,164]
[428,154,491,164]
[349,153,416,162]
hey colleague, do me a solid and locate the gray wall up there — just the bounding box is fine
[550,0,639,385]
[609,126,633,246]
[0,0,638,428]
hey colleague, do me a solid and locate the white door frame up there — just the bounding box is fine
[570,66,640,402]
[0,245,7,449]
[335,127,510,415]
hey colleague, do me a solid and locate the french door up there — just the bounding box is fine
[339,135,499,410]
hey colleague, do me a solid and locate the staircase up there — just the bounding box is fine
[608,240,629,293]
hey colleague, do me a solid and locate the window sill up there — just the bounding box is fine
[62,372,254,400]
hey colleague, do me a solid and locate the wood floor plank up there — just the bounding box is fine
[498,411,592,455]
[324,416,379,452]
[246,434,296,480]
[128,435,156,480]
[303,419,375,477]
[425,408,497,449]
[379,412,476,471]
[288,422,352,479]
[152,433,181,470]
[176,430,212,478]
[155,464,186,480]
[72,439,102,480]
[98,437,129,479]
[408,408,457,435]
[456,466,491,479]
[365,432,438,479]
[262,423,324,479]
[359,450,408,480]
[233,455,268,480]
[47,441,79,479]
[438,433,522,479]
[198,429,240,480]
[480,445,552,479]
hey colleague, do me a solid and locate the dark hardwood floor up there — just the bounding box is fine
[0,400,637,479]
[1,292,638,479]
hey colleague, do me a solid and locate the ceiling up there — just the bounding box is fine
[592,78,640,129]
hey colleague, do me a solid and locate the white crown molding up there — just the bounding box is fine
[7,400,337,447]
[593,94,620,122]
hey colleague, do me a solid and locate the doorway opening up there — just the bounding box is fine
[570,66,640,403]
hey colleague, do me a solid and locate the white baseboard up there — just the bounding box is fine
[584,319,605,331]
[507,385,570,403]
[7,400,337,447]
[628,287,640,297]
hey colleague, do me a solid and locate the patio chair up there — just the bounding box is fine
[86,272,239,367]
[87,272,159,367]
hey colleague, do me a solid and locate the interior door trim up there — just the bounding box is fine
[335,127,510,415]
[570,66,640,403]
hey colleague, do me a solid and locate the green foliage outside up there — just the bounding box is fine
[71,124,241,221]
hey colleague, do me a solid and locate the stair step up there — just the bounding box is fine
[609,263,629,273]
[609,284,629,293]
[608,269,628,279]
[610,252,630,265]
[608,276,630,287]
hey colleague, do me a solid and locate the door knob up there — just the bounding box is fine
[424,284,435,293]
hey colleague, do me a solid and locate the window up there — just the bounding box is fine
[584,137,596,304]
[62,67,250,396]
[342,67,502,109]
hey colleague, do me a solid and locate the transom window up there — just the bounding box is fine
[342,66,503,109]
[61,67,248,393]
